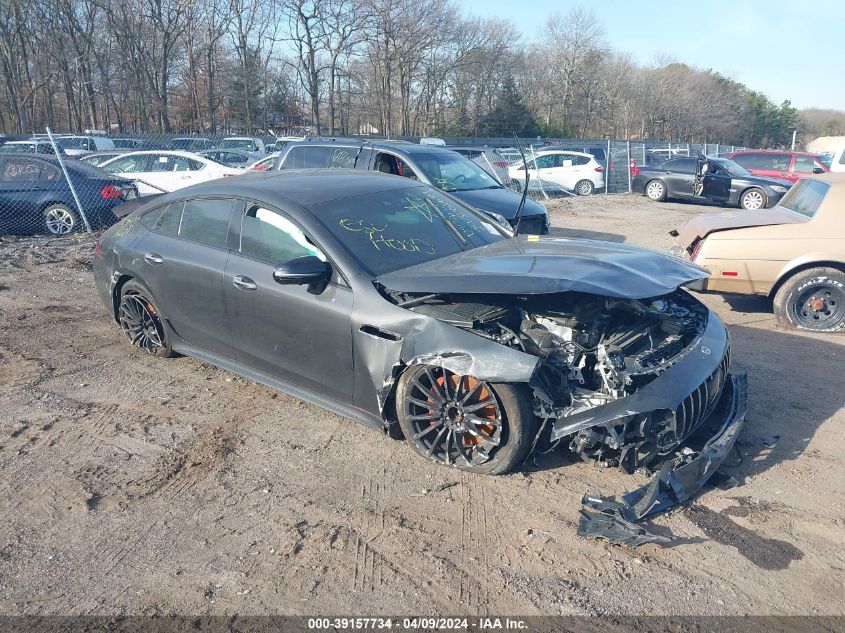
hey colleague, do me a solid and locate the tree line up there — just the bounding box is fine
[0,0,838,147]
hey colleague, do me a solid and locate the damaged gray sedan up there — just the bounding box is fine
[93,171,746,513]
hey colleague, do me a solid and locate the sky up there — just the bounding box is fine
[459,0,845,110]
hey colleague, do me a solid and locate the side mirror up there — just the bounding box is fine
[813,167,825,174]
[273,256,331,293]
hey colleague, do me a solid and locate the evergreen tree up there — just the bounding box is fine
[478,77,539,137]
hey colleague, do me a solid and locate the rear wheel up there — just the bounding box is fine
[740,188,766,210]
[396,365,536,474]
[118,280,176,356]
[575,179,594,196]
[645,179,667,201]
[43,204,79,235]
[773,267,845,332]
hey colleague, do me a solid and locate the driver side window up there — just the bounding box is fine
[239,204,326,265]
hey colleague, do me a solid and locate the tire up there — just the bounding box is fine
[773,267,845,332]
[43,203,79,235]
[396,364,537,475]
[740,188,766,210]
[575,179,594,196]
[117,280,176,357]
[644,179,667,201]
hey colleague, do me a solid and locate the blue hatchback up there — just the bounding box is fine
[0,154,137,235]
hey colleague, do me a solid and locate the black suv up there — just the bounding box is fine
[273,139,549,234]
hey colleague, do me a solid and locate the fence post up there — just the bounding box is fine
[46,127,92,233]
[626,141,632,193]
[605,139,610,194]
[643,144,646,164]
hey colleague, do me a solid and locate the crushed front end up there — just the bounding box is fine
[384,286,747,544]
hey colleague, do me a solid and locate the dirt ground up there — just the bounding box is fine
[0,192,843,617]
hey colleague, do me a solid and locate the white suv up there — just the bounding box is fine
[508,150,604,196]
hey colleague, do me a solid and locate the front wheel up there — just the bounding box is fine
[43,204,79,235]
[773,267,845,332]
[396,365,536,474]
[645,179,667,201]
[740,188,766,210]
[574,179,594,196]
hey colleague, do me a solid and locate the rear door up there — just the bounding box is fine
[223,201,354,403]
[661,158,697,197]
[134,197,237,358]
[146,153,207,191]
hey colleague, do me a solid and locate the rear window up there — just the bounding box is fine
[779,179,829,218]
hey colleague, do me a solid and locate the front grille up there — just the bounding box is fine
[673,347,730,440]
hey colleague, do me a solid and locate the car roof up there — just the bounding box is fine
[104,150,203,158]
[291,138,463,157]
[159,169,427,207]
[730,149,820,157]
[530,149,593,158]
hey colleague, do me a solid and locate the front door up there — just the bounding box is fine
[702,163,732,201]
[223,201,354,404]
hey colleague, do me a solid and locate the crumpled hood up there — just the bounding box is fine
[450,187,547,221]
[672,207,804,247]
[377,235,709,299]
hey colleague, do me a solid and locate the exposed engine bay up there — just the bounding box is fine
[385,288,711,473]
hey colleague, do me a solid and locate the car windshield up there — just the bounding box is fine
[222,139,255,150]
[711,158,751,178]
[411,151,501,192]
[55,137,89,150]
[309,186,508,275]
[778,178,829,218]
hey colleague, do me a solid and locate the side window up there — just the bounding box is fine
[765,154,790,171]
[731,154,755,169]
[150,155,202,172]
[282,146,335,169]
[240,204,326,264]
[794,155,819,173]
[535,155,557,169]
[104,155,148,173]
[664,159,695,174]
[140,201,184,236]
[179,198,234,247]
[373,153,418,179]
[40,164,60,181]
[2,157,42,182]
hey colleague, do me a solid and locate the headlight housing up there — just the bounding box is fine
[770,185,788,193]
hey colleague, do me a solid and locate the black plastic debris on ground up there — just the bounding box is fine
[577,373,748,548]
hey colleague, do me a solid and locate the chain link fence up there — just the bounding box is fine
[0,130,747,236]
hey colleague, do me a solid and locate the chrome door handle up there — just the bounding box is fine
[144,252,164,265]
[232,275,257,291]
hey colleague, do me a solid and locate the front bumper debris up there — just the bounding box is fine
[578,372,748,547]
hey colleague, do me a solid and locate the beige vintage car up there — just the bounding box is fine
[670,173,845,332]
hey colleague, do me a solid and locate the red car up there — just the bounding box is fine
[727,150,829,183]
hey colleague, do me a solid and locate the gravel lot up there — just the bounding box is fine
[0,192,843,617]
